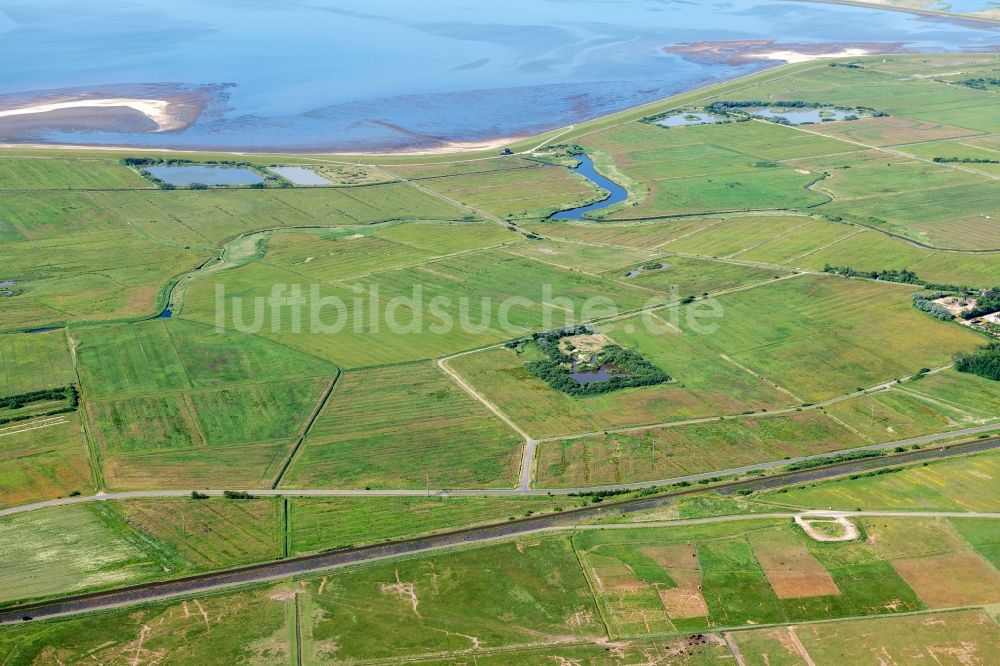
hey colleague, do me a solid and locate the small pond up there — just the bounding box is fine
[269,166,331,186]
[655,112,728,127]
[569,354,633,384]
[624,263,668,278]
[145,165,265,186]
[750,108,854,124]
[550,154,628,220]
[569,362,633,384]
[157,308,173,319]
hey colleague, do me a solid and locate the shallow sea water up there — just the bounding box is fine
[0,0,996,151]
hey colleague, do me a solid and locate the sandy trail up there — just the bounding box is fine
[795,514,861,542]
[0,98,177,131]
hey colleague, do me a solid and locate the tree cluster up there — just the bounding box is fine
[0,385,79,426]
[824,264,921,284]
[955,78,1000,91]
[911,293,955,321]
[824,265,972,293]
[516,326,671,396]
[955,343,1000,381]
[963,289,1000,320]
[932,156,1000,165]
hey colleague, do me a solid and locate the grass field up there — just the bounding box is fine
[101,440,292,489]
[72,318,332,487]
[449,305,799,440]
[374,219,522,253]
[73,318,335,399]
[732,609,1000,666]
[0,330,74,395]
[611,254,790,297]
[504,238,660,273]
[0,504,163,606]
[0,55,999,655]
[392,161,602,219]
[628,213,1000,287]
[0,229,207,330]
[640,274,983,403]
[262,223,523,281]
[0,156,152,190]
[456,274,981,444]
[820,378,1000,444]
[0,414,92,508]
[861,518,1000,608]
[2,183,466,248]
[116,499,283,569]
[761,450,1000,512]
[536,412,858,487]
[184,249,660,368]
[579,122,841,220]
[522,217,732,249]
[3,514,1000,662]
[86,378,323,454]
[0,586,292,664]
[287,496,586,553]
[282,362,523,489]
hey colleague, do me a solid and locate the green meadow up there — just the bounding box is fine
[0,55,998,658]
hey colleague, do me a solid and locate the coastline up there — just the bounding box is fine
[0,51,993,163]
[790,0,1000,24]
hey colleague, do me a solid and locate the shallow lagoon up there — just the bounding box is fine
[145,165,264,186]
[656,112,729,127]
[1,0,998,151]
[269,166,331,186]
[752,108,854,124]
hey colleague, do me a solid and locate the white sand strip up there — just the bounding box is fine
[749,48,875,64]
[0,98,176,131]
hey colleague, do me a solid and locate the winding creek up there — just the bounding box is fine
[550,155,629,220]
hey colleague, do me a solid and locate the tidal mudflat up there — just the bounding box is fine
[0,0,997,151]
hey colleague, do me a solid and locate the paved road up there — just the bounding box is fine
[2,424,996,519]
[2,436,998,625]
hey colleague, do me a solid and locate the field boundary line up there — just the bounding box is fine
[892,384,982,421]
[271,372,342,489]
[436,348,536,489]
[766,117,1000,182]
[821,409,874,444]
[718,353,805,404]
[66,328,106,493]
[569,533,614,641]
[782,228,865,265]
[724,632,748,666]
[726,219,815,260]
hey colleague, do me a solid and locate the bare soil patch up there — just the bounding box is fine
[642,543,709,619]
[754,545,841,599]
[892,552,1000,608]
